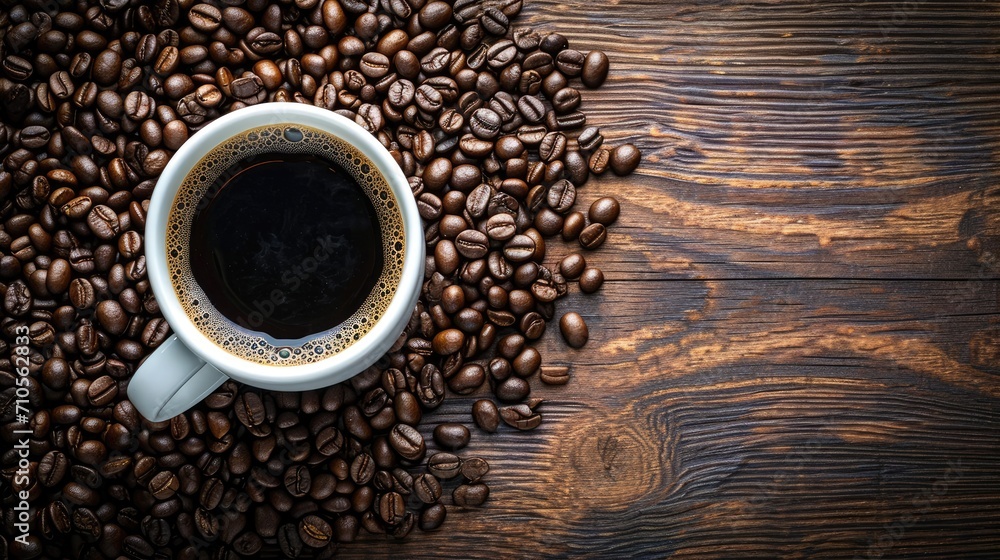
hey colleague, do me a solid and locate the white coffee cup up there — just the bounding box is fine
[127,104,423,422]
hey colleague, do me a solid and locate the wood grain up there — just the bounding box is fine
[339,0,1000,557]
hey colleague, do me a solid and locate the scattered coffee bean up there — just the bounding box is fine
[589,196,621,225]
[579,267,606,294]
[472,400,501,433]
[453,483,490,506]
[560,312,590,348]
[433,423,471,450]
[611,143,642,175]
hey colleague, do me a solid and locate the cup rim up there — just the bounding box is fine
[146,103,423,388]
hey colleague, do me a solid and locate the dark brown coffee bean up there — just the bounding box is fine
[555,254,585,281]
[578,267,605,293]
[540,366,571,385]
[92,49,122,86]
[539,131,567,162]
[278,523,304,557]
[486,39,518,69]
[148,471,179,500]
[577,126,604,152]
[455,229,490,259]
[86,205,120,240]
[470,108,502,140]
[559,312,589,348]
[413,473,443,505]
[553,48,584,76]
[234,392,269,435]
[449,364,485,395]
[284,465,312,498]
[589,147,611,175]
[552,87,581,114]
[420,503,447,531]
[470,399,499,433]
[495,375,531,403]
[517,124,548,146]
[579,223,607,250]
[428,452,462,479]
[582,50,611,88]
[503,235,535,263]
[377,492,405,526]
[86,374,118,406]
[500,404,542,430]
[434,239,460,275]
[453,483,490,506]
[611,143,641,175]
[432,328,465,355]
[189,4,222,32]
[589,196,621,225]
[433,423,471,450]
[544,179,575,214]
[38,451,70,487]
[390,423,426,461]
[298,514,332,548]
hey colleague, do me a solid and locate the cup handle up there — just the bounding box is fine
[127,334,227,422]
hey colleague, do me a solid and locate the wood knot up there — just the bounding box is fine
[558,408,670,512]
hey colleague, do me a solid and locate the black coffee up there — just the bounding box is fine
[189,153,383,342]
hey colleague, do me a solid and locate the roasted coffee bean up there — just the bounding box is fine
[433,423,471,450]
[546,179,576,214]
[579,223,608,250]
[284,465,312,498]
[472,399,501,432]
[420,503,447,531]
[577,126,604,152]
[559,312,589,348]
[539,131,567,162]
[189,4,222,32]
[149,471,179,500]
[589,196,621,225]
[453,483,490,506]
[87,375,118,406]
[277,523,304,557]
[428,452,462,479]
[298,514,332,548]
[408,473,441,506]
[611,143,641,175]
[377,492,406,526]
[500,404,542,430]
[540,366,571,385]
[470,108,502,140]
[582,50,611,88]
[578,267,605,293]
[87,205,121,240]
[589,147,612,175]
[455,229,490,259]
[503,235,536,263]
[449,363,486,395]
[389,423,426,461]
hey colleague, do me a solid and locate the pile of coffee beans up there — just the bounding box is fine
[0,1,639,558]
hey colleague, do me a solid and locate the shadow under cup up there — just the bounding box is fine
[165,123,406,367]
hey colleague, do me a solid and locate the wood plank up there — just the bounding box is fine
[338,279,1000,558]
[509,0,1000,280]
[336,0,1000,555]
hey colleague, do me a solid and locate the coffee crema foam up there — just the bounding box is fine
[166,124,405,366]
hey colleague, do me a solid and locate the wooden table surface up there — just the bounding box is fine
[345,0,1000,557]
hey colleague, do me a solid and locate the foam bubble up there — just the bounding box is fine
[166,124,406,366]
